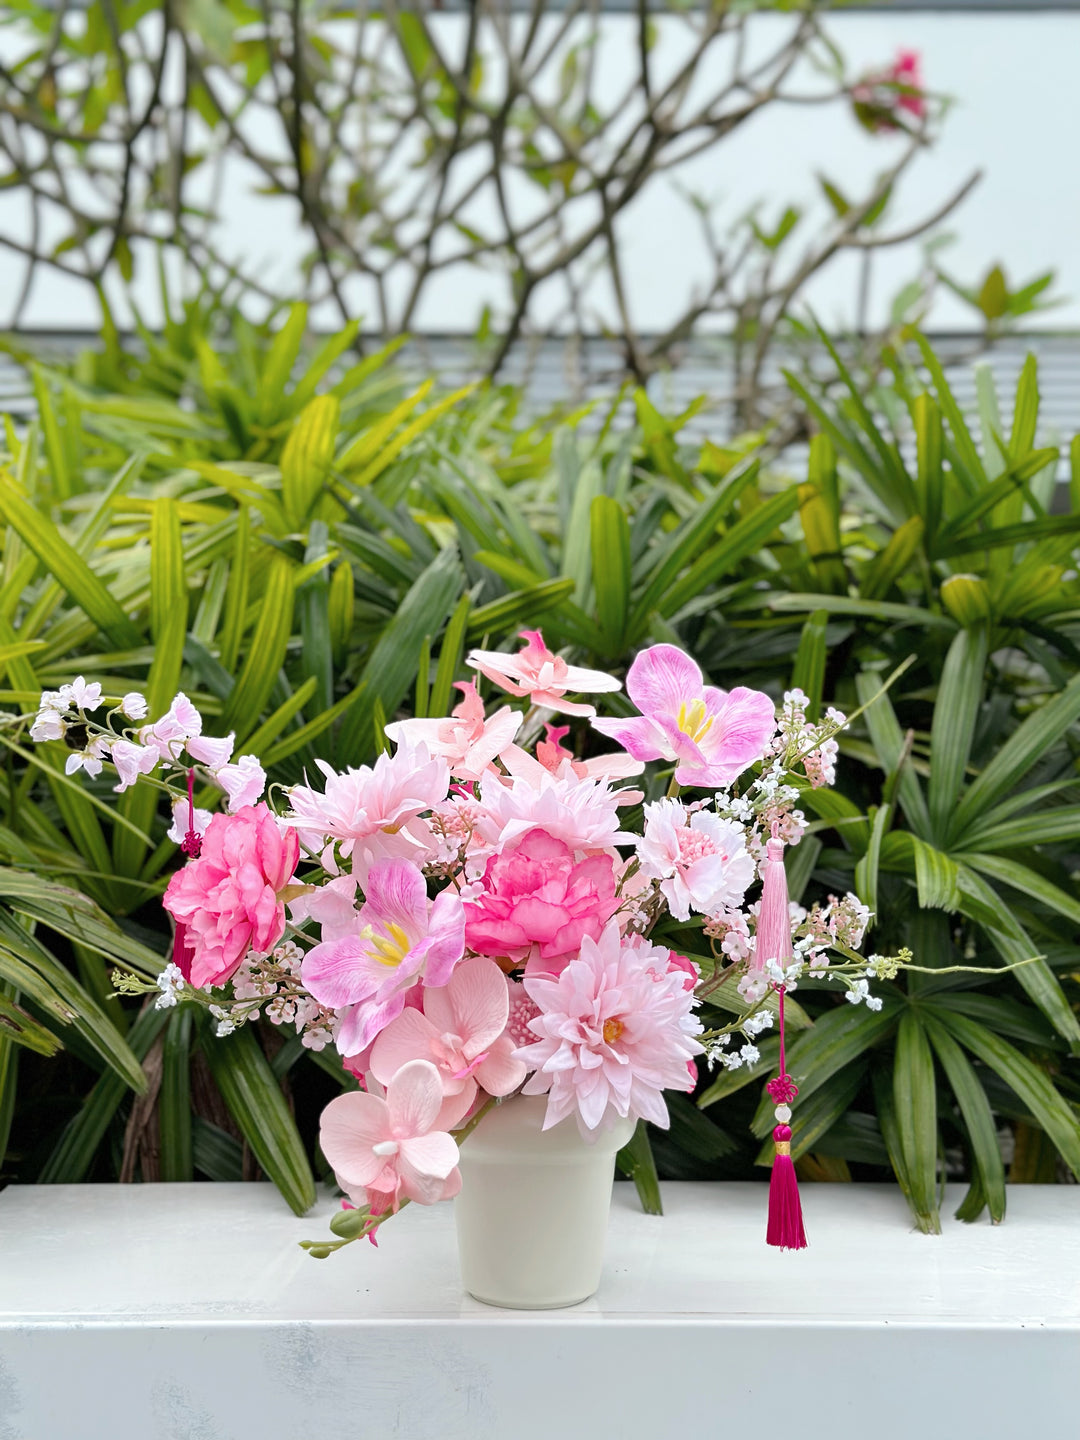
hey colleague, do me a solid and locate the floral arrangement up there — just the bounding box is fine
[31,635,914,1253]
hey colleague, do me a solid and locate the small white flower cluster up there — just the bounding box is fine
[223,942,337,1050]
[27,679,266,818]
[154,962,186,1010]
[844,979,883,1011]
[704,1031,765,1072]
[769,689,848,790]
[790,892,873,971]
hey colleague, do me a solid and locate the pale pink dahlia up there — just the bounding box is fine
[473,766,629,854]
[637,798,755,921]
[516,922,703,1135]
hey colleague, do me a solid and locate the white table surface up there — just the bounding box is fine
[1,1180,1077,1439]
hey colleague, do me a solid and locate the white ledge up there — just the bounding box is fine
[1,1181,1076,1438]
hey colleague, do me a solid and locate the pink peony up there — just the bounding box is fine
[637,798,755,921]
[515,922,703,1135]
[319,1059,461,1209]
[467,629,621,717]
[384,681,521,782]
[463,828,620,975]
[163,804,300,989]
[369,957,526,1128]
[592,644,776,789]
[285,745,448,867]
[301,858,465,1055]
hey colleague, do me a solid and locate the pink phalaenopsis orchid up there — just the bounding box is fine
[301,857,465,1054]
[515,923,703,1136]
[369,957,527,1128]
[319,1059,461,1209]
[592,644,775,788]
[163,804,300,989]
[468,629,621,717]
[384,681,521,781]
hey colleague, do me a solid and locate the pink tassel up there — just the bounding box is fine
[756,828,808,1250]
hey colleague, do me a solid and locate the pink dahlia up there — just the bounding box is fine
[163,804,300,989]
[591,644,776,789]
[463,828,619,975]
[516,922,703,1135]
[473,766,630,854]
[301,857,465,1054]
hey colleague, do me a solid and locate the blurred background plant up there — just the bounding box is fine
[0,0,1055,433]
[0,300,1076,1226]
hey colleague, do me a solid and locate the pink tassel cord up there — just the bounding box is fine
[180,768,203,858]
[757,827,808,1250]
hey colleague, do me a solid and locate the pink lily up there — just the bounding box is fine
[301,857,465,1054]
[591,644,776,789]
[467,629,621,717]
[369,957,527,1127]
[319,1059,462,1208]
[383,681,521,781]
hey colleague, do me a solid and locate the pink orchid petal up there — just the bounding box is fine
[474,1036,528,1096]
[301,937,369,1009]
[436,1081,478,1131]
[319,1091,390,1187]
[625,643,703,715]
[386,1059,444,1137]
[590,714,672,761]
[399,1130,459,1182]
[369,1007,440,1087]
[363,857,429,933]
[425,956,509,1049]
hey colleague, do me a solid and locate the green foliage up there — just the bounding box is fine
[0,313,1077,1232]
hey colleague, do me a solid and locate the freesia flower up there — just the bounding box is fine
[120,692,148,721]
[515,922,703,1135]
[301,857,465,1054]
[472,766,630,854]
[637,798,755,921]
[463,828,620,975]
[163,804,300,989]
[139,692,203,763]
[370,957,526,1128]
[64,735,110,779]
[319,1059,461,1208]
[285,745,448,867]
[592,644,775,789]
[60,677,102,711]
[110,738,160,792]
[467,629,621,717]
[217,753,267,810]
[29,710,65,742]
[185,733,235,770]
[384,681,521,781]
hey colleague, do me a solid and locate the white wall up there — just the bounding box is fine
[1,11,1077,333]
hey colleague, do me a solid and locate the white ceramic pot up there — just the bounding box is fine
[454,1093,635,1309]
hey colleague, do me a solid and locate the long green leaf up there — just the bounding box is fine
[928,627,987,840]
[923,1012,1005,1223]
[893,1011,940,1233]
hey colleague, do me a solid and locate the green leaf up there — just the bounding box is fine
[791,609,828,720]
[0,479,141,648]
[221,554,295,738]
[923,1013,1005,1223]
[258,303,308,424]
[281,395,339,530]
[659,486,797,621]
[615,1119,663,1215]
[199,1019,316,1215]
[855,669,931,836]
[160,1006,193,1182]
[590,495,631,653]
[697,1037,781,1110]
[936,1010,1080,1179]
[429,593,471,717]
[467,579,575,637]
[893,1012,940,1233]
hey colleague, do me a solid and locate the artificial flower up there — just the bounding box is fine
[319,1060,462,1208]
[463,828,620,974]
[637,798,755,921]
[301,857,465,1054]
[592,643,775,788]
[163,804,300,989]
[217,753,267,810]
[139,692,203,763]
[515,922,703,1136]
[467,629,621,717]
[472,766,630,854]
[384,681,521,781]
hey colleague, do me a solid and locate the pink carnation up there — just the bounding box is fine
[515,922,703,1135]
[163,804,300,989]
[463,828,619,975]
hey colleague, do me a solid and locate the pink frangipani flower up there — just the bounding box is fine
[319,1059,462,1208]
[515,922,703,1135]
[384,681,521,781]
[637,798,755,921]
[301,858,465,1055]
[467,629,621,717]
[163,804,300,989]
[592,644,776,789]
[370,957,526,1128]
[463,827,619,975]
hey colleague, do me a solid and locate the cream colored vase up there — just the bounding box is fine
[454,1093,635,1309]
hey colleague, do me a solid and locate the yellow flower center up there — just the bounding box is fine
[676,698,713,745]
[602,1017,625,1045]
[361,922,412,968]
